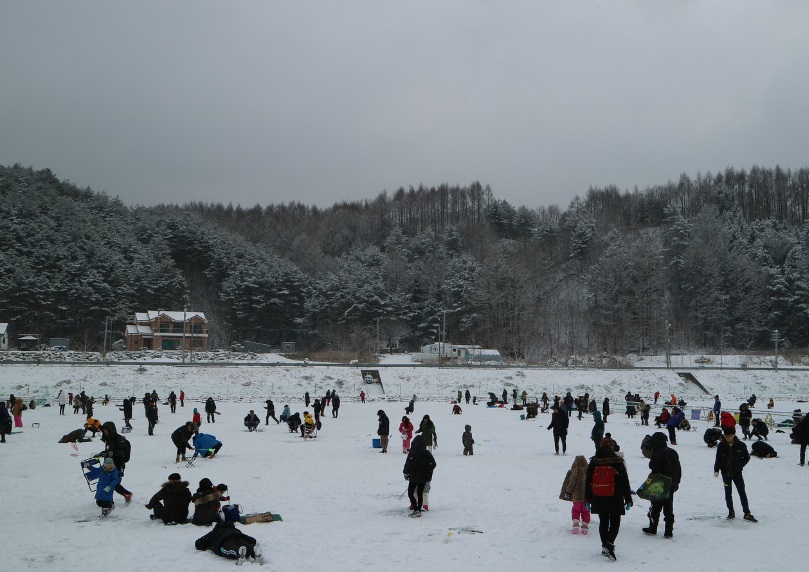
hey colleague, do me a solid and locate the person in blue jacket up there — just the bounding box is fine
[193,432,223,459]
[713,395,722,427]
[83,457,121,517]
[666,407,684,445]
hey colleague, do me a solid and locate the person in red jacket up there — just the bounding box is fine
[179,390,185,407]
[399,415,414,453]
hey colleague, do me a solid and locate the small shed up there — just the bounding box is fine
[280,341,296,353]
[18,334,39,351]
[0,323,8,351]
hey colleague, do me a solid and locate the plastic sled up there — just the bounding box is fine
[637,473,672,502]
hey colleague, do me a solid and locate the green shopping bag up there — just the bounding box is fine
[637,473,672,502]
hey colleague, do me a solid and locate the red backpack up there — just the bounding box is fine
[591,465,618,496]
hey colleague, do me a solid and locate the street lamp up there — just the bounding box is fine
[771,329,782,371]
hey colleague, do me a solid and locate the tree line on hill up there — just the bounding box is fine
[1,163,808,361]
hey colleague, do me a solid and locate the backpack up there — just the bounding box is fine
[591,464,618,496]
[117,436,131,463]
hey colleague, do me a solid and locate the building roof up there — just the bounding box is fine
[134,310,207,323]
[126,324,154,335]
[0,323,7,335]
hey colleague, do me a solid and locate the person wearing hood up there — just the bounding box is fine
[585,445,632,561]
[602,397,610,423]
[738,403,752,440]
[591,411,605,452]
[83,456,120,517]
[642,432,681,538]
[403,434,437,517]
[302,411,315,437]
[192,478,225,525]
[462,424,475,456]
[57,389,67,415]
[0,402,11,443]
[377,410,390,453]
[145,472,192,524]
[798,413,809,466]
[713,395,722,427]
[547,403,569,455]
[666,407,684,445]
[416,415,437,451]
[172,421,198,462]
[704,427,723,448]
[279,405,291,423]
[560,455,590,534]
[205,397,217,423]
[59,428,92,443]
[99,421,133,502]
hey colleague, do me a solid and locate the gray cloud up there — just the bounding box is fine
[2,1,808,209]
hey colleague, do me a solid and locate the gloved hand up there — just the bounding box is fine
[103,486,111,492]
[585,502,591,512]
[714,472,719,478]
[404,474,410,481]
[625,502,632,510]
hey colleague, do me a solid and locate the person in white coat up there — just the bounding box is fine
[57,390,67,415]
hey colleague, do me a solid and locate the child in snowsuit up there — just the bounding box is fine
[462,424,475,456]
[83,457,121,517]
[560,455,591,534]
[192,408,201,426]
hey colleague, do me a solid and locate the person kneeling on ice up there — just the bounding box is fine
[145,472,192,524]
[195,520,262,564]
[403,434,436,517]
[751,440,777,458]
[83,457,120,517]
[244,410,260,432]
[193,432,223,459]
[560,455,591,535]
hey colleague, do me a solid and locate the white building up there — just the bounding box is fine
[416,343,501,363]
[0,323,8,350]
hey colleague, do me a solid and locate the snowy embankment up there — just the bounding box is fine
[2,356,808,571]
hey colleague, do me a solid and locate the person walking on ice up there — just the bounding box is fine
[403,435,436,517]
[560,455,591,535]
[714,426,757,522]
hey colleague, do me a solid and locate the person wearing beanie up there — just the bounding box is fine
[82,456,120,517]
[714,426,757,522]
[192,407,201,426]
[145,472,192,524]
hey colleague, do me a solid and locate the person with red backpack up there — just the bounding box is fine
[585,445,633,561]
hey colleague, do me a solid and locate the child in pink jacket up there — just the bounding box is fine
[560,455,591,534]
[399,416,414,453]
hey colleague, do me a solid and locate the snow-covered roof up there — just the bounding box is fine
[146,310,206,322]
[126,324,153,335]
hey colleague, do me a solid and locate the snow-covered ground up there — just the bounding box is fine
[2,355,808,570]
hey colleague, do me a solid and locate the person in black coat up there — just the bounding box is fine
[264,399,278,425]
[195,521,259,561]
[798,414,809,466]
[205,397,217,423]
[168,391,177,413]
[332,393,340,418]
[172,422,197,463]
[750,418,769,441]
[192,478,225,525]
[714,426,756,521]
[145,472,192,524]
[403,434,436,516]
[122,397,134,429]
[99,421,133,501]
[465,389,471,404]
[563,392,574,417]
[704,427,723,448]
[751,441,777,458]
[304,391,310,407]
[602,397,611,423]
[144,396,158,436]
[584,446,632,561]
[642,432,681,538]
[377,410,390,453]
[547,404,569,455]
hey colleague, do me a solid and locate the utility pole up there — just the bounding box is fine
[771,329,782,371]
[182,307,187,364]
[664,320,671,368]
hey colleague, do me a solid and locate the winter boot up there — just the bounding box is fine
[603,542,616,561]
[572,520,580,534]
[410,510,422,518]
[422,493,429,511]
[581,522,589,535]
[252,543,264,564]
[175,455,180,463]
[123,493,133,504]
[236,545,247,566]
[743,513,758,522]
[726,510,736,520]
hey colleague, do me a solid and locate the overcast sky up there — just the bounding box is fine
[2,1,808,210]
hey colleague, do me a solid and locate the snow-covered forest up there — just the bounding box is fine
[2,164,809,361]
